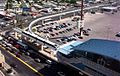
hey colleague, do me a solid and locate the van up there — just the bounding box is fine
[0,36,3,41]
[46,60,52,64]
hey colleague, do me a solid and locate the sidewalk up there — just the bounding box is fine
[1,62,20,76]
[0,70,5,76]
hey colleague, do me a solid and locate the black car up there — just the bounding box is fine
[116,32,120,37]
[3,17,12,21]
[10,63,17,68]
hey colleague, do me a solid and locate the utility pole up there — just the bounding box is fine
[79,0,84,38]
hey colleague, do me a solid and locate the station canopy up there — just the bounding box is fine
[58,41,83,55]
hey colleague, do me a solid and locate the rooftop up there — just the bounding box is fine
[75,39,120,61]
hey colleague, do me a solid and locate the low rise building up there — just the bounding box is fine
[0,50,5,67]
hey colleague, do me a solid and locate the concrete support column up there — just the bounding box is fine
[80,20,84,37]
[41,45,44,51]
[41,20,44,25]
[77,19,84,37]
[73,13,76,16]
[15,32,18,39]
[59,16,62,20]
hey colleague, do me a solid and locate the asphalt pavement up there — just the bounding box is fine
[0,45,40,76]
[30,10,120,45]
[54,11,120,43]
[0,34,82,76]
[0,2,119,76]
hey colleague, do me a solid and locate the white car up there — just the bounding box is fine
[25,52,30,56]
[46,60,52,64]
[7,68,15,76]
[57,71,65,76]
[34,58,41,63]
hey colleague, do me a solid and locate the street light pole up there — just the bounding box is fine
[79,0,84,38]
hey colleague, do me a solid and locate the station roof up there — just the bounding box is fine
[75,39,120,61]
[58,41,83,55]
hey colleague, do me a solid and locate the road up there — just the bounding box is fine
[0,46,39,76]
[7,11,120,76]
[1,3,119,76]
[1,33,83,76]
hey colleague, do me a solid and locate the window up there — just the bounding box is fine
[0,63,2,67]
[101,9,111,12]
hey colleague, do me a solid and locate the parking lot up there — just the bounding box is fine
[29,11,120,45]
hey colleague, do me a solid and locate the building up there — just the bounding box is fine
[0,70,5,76]
[0,50,5,67]
[57,39,120,76]
[0,0,5,11]
[0,48,5,76]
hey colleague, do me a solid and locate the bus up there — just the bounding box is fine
[100,6,118,14]
[16,41,28,50]
[43,18,53,23]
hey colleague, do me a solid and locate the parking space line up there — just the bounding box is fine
[0,45,44,76]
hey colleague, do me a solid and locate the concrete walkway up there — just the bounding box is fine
[1,62,20,76]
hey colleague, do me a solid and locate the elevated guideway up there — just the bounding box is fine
[13,28,59,50]
[28,3,111,34]
[13,4,113,61]
[12,3,117,76]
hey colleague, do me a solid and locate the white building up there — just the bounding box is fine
[0,50,5,67]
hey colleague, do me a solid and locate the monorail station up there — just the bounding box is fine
[7,29,120,75]
[57,39,120,76]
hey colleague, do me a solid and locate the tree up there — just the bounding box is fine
[32,28,37,32]
[5,0,13,10]
[60,0,66,2]
[34,0,38,3]
[69,0,77,4]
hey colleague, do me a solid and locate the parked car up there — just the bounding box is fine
[46,60,52,64]
[7,68,15,76]
[15,53,21,58]
[25,52,30,56]
[34,58,41,63]
[10,63,17,68]
[57,71,65,76]
[116,32,120,37]
[3,16,12,21]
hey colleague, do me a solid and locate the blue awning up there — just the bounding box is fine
[75,39,120,61]
[58,41,83,55]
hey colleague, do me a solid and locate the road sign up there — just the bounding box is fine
[22,7,31,11]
